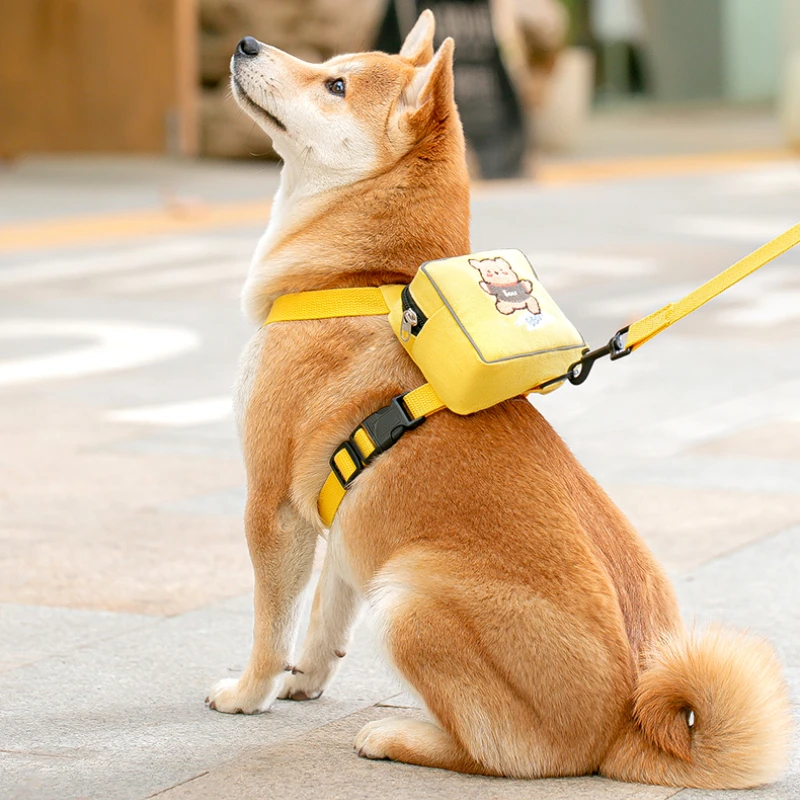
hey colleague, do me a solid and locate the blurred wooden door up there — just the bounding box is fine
[0,0,197,157]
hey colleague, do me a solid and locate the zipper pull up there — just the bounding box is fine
[400,308,418,342]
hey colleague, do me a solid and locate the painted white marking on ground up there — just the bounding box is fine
[717,164,800,196]
[530,253,656,290]
[0,320,199,388]
[106,397,232,426]
[0,239,251,287]
[102,260,247,294]
[670,216,798,242]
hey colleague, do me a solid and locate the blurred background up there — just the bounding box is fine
[2,0,800,168]
[1,4,799,800]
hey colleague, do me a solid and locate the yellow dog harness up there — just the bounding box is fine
[266,222,800,526]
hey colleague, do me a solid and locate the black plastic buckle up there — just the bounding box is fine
[354,393,425,464]
[329,440,364,490]
[568,326,632,386]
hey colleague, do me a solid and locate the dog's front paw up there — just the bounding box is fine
[205,677,275,714]
[277,665,329,701]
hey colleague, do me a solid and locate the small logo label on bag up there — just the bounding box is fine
[515,311,546,331]
[469,257,543,319]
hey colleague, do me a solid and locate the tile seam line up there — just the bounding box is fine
[144,770,210,799]
[167,589,255,619]
[680,521,800,577]
[157,702,417,787]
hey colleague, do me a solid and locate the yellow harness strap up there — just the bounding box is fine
[265,222,800,525]
[267,285,404,323]
[318,383,445,526]
[265,285,445,525]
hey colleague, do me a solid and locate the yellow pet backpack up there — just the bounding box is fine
[387,249,586,414]
[265,223,800,524]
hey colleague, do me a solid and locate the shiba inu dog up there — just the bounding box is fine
[207,11,791,789]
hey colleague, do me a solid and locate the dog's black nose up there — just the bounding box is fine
[237,37,261,57]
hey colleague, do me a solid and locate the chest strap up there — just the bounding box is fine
[265,286,445,526]
[319,383,445,525]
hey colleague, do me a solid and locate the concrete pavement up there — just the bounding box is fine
[1,144,799,799]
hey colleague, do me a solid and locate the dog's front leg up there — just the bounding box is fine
[207,498,317,714]
[279,547,361,700]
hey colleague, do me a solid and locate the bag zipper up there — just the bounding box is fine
[400,286,427,341]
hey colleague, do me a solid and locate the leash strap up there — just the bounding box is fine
[563,221,800,386]
[626,222,800,350]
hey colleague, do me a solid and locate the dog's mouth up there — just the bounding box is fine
[232,77,287,132]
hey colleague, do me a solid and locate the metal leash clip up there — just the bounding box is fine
[568,326,632,386]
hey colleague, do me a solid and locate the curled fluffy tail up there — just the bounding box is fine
[602,628,792,789]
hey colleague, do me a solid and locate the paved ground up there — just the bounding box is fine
[1,132,799,799]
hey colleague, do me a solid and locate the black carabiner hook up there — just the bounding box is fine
[568,326,631,386]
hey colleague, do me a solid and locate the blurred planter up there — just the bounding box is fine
[534,46,595,152]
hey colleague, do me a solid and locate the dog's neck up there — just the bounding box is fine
[241,133,471,324]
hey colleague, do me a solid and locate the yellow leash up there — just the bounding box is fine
[265,222,800,524]
[563,221,800,386]
[626,221,800,351]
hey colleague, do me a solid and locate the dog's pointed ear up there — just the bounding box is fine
[402,37,455,116]
[399,10,436,67]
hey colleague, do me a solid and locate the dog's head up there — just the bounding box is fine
[230,11,457,189]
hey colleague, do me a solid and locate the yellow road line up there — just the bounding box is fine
[470,148,797,193]
[0,200,273,254]
[1,149,796,254]
[537,148,796,185]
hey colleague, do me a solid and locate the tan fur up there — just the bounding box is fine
[208,12,793,789]
[602,628,792,788]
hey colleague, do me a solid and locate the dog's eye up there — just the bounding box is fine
[326,78,346,97]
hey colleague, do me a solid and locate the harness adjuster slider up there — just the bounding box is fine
[356,393,425,462]
[329,393,426,492]
[329,441,364,490]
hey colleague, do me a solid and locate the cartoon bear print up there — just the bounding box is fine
[469,257,542,316]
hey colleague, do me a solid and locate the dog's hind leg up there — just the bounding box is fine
[206,499,317,714]
[359,554,631,777]
[360,571,538,776]
[279,546,361,700]
[355,717,487,774]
